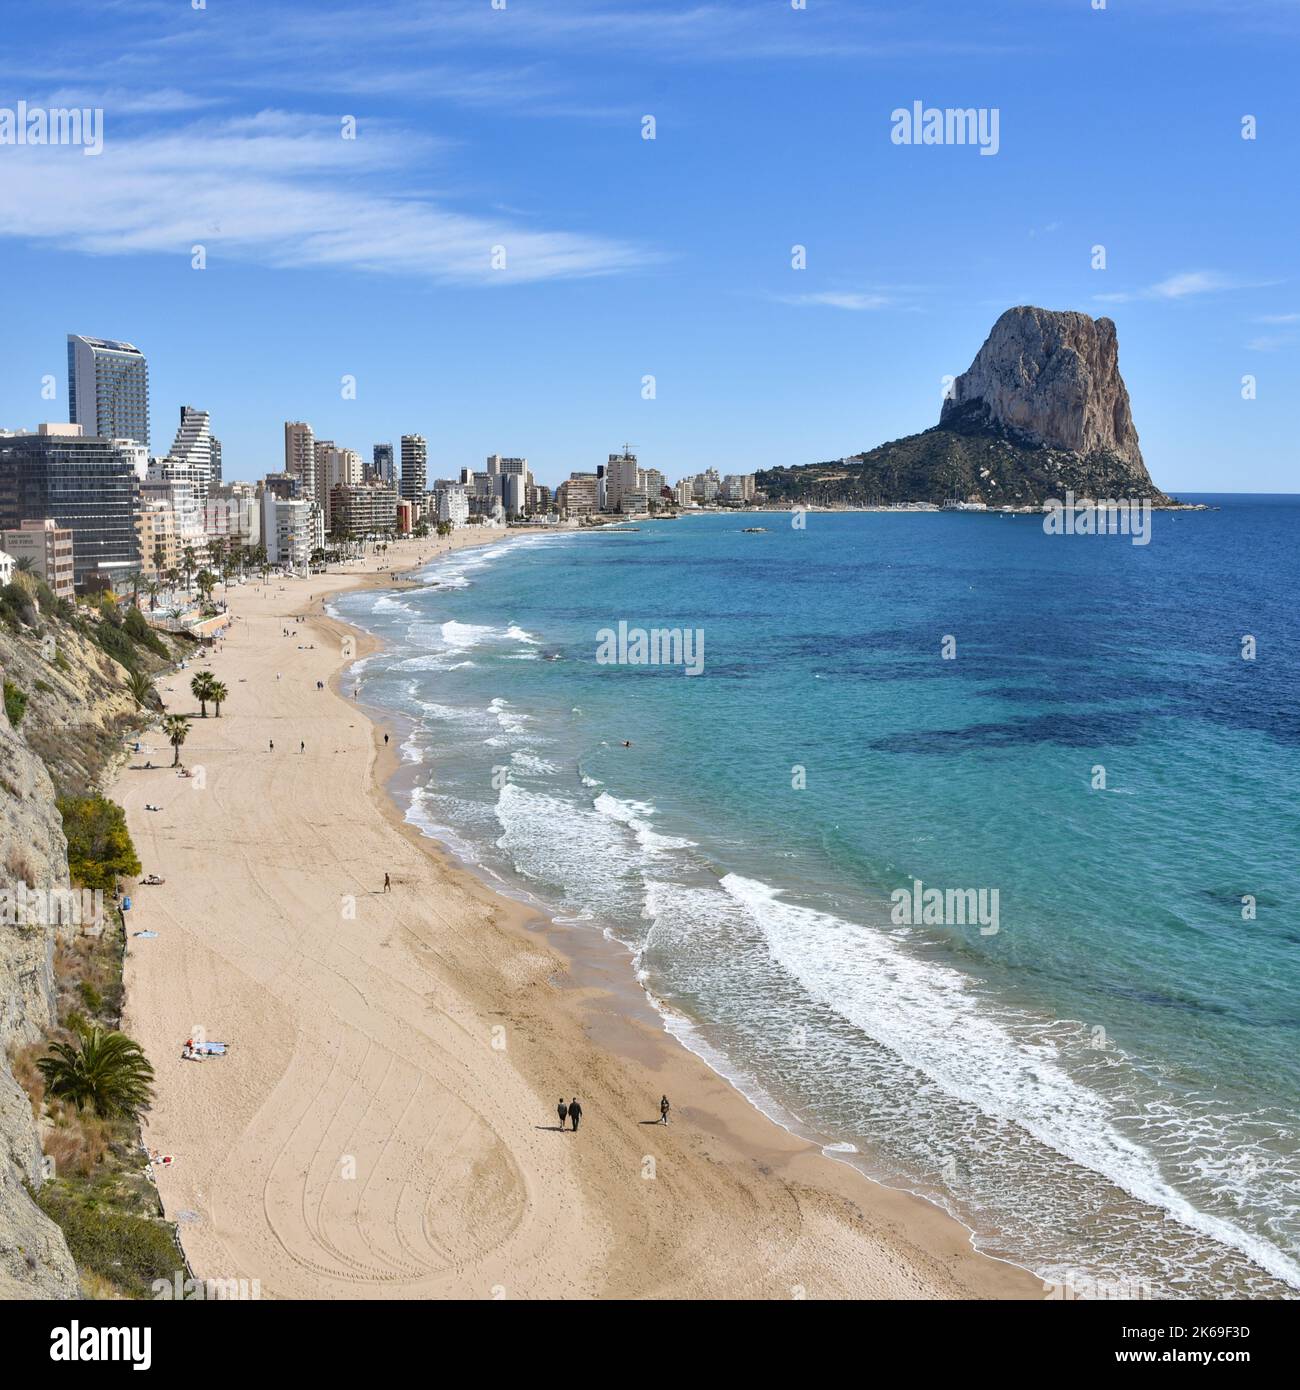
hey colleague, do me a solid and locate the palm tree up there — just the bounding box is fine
[14,555,34,573]
[163,714,191,766]
[181,545,197,595]
[190,671,216,716]
[38,1024,155,1120]
[145,579,160,612]
[127,670,153,708]
[210,680,229,717]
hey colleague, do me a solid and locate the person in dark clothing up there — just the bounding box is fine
[660,1095,670,1125]
[556,1098,568,1130]
[568,1097,582,1131]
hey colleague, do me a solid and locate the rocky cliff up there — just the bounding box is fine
[0,669,81,1298]
[0,602,156,1298]
[940,306,1145,466]
[757,306,1172,507]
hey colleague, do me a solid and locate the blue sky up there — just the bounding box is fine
[0,0,1296,492]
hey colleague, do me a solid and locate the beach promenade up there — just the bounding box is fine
[116,530,1038,1300]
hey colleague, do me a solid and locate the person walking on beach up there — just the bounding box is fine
[659,1095,671,1125]
[383,873,391,893]
[269,739,274,752]
[300,740,305,754]
[568,1097,582,1132]
[557,1098,568,1130]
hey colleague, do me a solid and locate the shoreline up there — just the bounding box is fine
[118,528,1042,1299]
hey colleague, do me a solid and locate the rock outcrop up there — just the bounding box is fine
[940,306,1144,467]
[757,306,1171,507]
[0,607,157,1299]
[0,671,81,1299]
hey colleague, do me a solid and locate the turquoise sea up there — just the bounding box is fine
[334,498,1300,1297]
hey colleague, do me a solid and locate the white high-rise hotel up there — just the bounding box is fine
[67,334,150,449]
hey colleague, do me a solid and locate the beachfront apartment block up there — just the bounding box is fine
[556,473,598,517]
[260,492,315,569]
[284,421,317,502]
[435,482,470,528]
[400,434,427,503]
[135,499,180,577]
[0,518,75,599]
[0,425,141,588]
[603,450,639,512]
[67,334,150,451]
[317,445,364,527]
[144,455,206,538]
[203,486,260,550]
[329,481,398,538]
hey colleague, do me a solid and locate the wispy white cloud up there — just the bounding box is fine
[39,86,221,115]
[1094,270,1279,304]
[0,110,657,284]
[1246,333,1296,352]
[773,290,894,311]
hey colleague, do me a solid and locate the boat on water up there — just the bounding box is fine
[941,498,989,512]
[742,526,768,533]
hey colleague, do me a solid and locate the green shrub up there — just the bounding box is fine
[4,680,28,726]
[56,796,141,892]
[0,582,36,631]
[34,1187,180,1299]
[92,620,140,675]
[122,605,168,658]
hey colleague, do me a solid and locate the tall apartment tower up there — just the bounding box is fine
[604,449,639,513]
[170,406,213,506]
[373,443,395,485]
[284,421,316,503]
[400,435,427,503]
[209,435,223,487]
[67,334,150,449]
[311,439,335,515]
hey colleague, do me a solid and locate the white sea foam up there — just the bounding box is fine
[488,697,530,736]
[594,791,696,857]
[372,594,416,615]
[404,786,481,865]
[720,872,1300,1291]
[510,751,559,775]
[493,783,643,918]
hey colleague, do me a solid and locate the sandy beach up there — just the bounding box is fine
[116,528,1041,1300]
